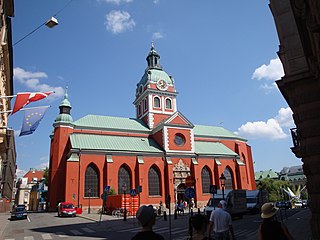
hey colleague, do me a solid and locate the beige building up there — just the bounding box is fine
[269,0,320,238]
[0,0,16,213]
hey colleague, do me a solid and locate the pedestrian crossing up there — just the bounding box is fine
[3,227,96,240]
[117,225,188,235]
[4,224,256,240]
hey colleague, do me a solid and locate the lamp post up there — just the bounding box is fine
[122,183,127,221]
[88,188,91,214]
[219,173,226,200]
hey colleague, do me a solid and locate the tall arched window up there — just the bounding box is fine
[118,165,131,194]
[224,168,233,190]
[154,96,160,108]
[165,98,172,109]
[148,166,161,196]
[85,164,99,197]
[201,166,211,194]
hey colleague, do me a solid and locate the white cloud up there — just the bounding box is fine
[36,162,49,170]
[16,168,27,178]
[13,67,64,100]
[153,0,160,4]
[275,107,294,128]
[152,32,164,40]
[252,58,284,81]
[235,107,294,140]
[98,0,133,4]
[105,10,136,34]
[252,58,284,92]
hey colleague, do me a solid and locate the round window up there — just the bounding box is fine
[174,134,185,146]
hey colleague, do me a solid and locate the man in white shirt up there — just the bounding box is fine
[208,200,235,240]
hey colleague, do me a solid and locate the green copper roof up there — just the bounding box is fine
[194,141,238,156]
[255,169,279,180]
[194,125,246,141]
[55,113,73,123]
[74,115,150,132]
[70,133,162,153]
[138,68,173,86]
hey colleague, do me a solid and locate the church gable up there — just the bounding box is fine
[164,111,194,128]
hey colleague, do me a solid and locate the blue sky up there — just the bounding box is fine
[11,0,302,177]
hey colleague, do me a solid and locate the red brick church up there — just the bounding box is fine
[48,44,256,211]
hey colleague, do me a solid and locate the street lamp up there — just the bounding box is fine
[122,183,127,221]
[219,173,226,200]
[88,188,91,214]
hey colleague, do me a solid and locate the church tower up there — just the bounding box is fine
[134,44,178,129]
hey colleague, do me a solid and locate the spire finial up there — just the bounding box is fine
[64,81,69,99]
[151,42,154,49]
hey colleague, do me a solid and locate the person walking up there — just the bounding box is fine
[208,200,235,240]
[188,214,209,240]
[258,202,294,240]
[131,205,164,240]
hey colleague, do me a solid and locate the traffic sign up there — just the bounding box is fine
[130,189,137,197]
[104,185,111,193]
[184,187,195,198]
[101,193,108,200]
[210,185,217,194]
[185,176,196,187]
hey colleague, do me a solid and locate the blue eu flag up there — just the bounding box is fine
[19,106,50,136]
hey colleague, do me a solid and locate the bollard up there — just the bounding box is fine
[198,208,200,214]
[174,209,177,219]
[163,211,167,221]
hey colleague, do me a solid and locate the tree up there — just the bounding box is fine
[256,178,291,202]
[43,167,49,186]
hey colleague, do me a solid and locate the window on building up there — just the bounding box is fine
[224,168,233,190]
[201,166,211,194]
[118,165,131,194]
[144,99,148,111]
[148,166,161,196]
[165,98,172,109]
[84,164,99,197]
[154,96,160,108]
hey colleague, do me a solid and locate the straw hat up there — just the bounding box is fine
[261,202,278,219]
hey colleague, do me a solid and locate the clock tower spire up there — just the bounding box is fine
[134,44,178,129]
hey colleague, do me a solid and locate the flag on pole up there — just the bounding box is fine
[19,106,50,136]
[11,91,53,115]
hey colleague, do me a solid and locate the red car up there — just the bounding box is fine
[57,202,76,217]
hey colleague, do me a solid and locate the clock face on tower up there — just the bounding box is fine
[156,79,168,91]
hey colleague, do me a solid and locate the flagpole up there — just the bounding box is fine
[0,95,16,99]
[0,105,51,114]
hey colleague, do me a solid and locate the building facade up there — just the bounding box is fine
[15,169,44,211]
[269,0,320,238]
[0,0,16,213]
[48,45,256,212]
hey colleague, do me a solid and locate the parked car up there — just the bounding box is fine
[276,201,292,209]
[11,205,28,220]
[246,190,268,214]
[57,202,76,217]
[302,200,308,208]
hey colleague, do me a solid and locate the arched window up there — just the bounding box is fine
[154,96,160,108]
[224,168,233,190]
[165,98,172,109]
[148,166,161,196]
[201,166,211,194]
[84,164,99,197]
[118,165,131,194]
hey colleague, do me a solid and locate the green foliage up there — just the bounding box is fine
[43,167,49,186]
[108,188,116,195]
[256,178,291,202]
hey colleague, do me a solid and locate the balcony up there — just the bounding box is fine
[290,128,302,158]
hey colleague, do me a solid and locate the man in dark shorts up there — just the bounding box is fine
[131,205,164,240]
